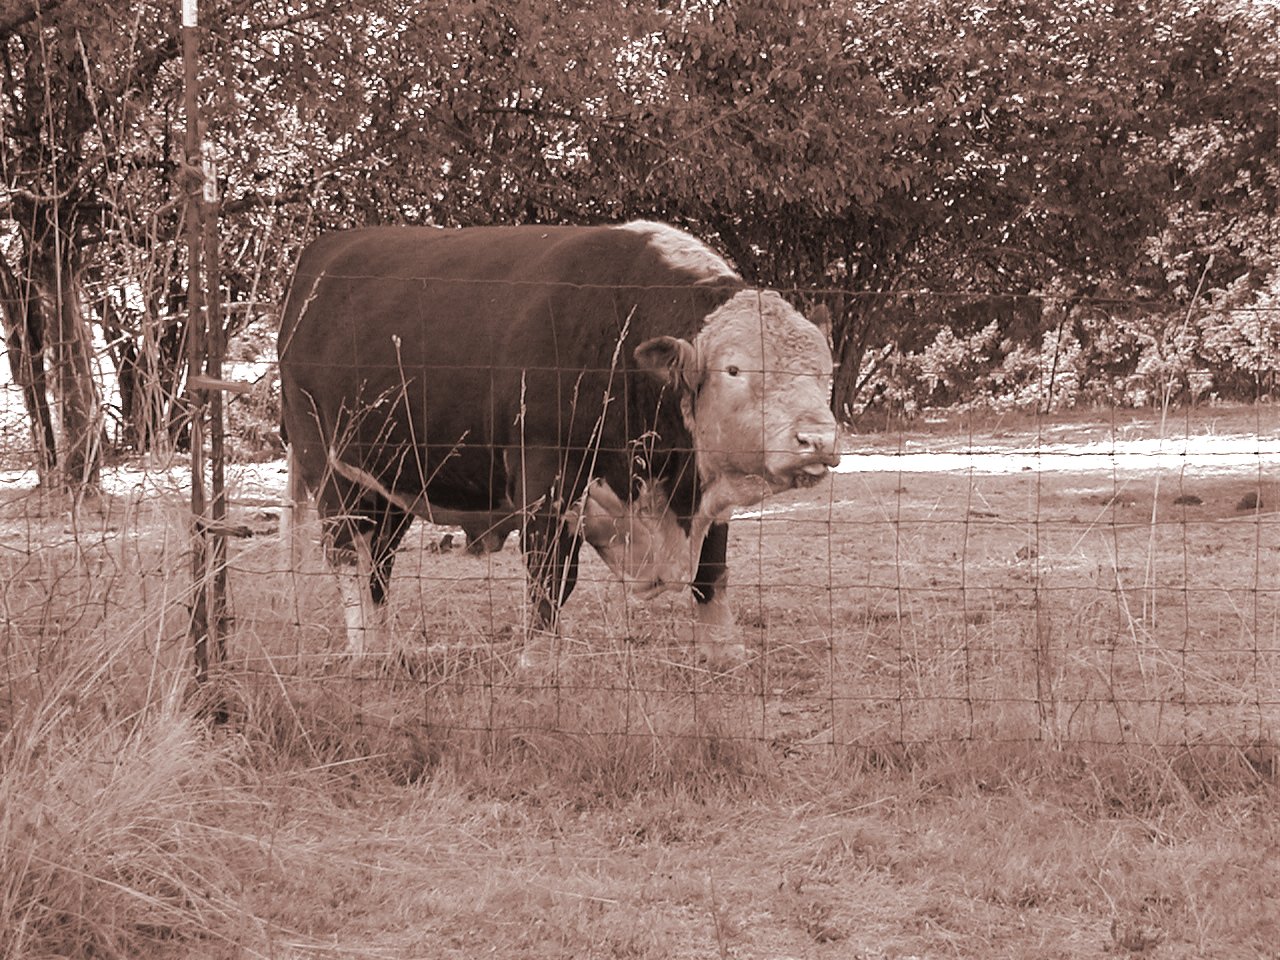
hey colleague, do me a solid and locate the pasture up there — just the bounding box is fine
[1,407,1277,959]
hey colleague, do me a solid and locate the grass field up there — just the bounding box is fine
[1,407,1277,958]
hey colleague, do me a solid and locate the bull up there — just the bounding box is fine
[278,221,839,666]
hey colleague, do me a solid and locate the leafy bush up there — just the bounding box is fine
[855,274,1280,417]
[225,376,282,462]
[1197,271,1280,401]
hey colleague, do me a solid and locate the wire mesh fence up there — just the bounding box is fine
[2,282,1277,770]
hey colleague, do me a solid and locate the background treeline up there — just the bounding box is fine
[0,0,1276,491]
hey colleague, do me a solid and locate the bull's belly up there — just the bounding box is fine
[404,450,509,513]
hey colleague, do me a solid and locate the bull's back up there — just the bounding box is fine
[278,226,615,509]
[278,224,719,510]
[281,226,557,377]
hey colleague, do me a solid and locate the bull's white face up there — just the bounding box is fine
[636,290,840,520]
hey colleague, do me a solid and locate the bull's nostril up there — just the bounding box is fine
[796,430,841,469]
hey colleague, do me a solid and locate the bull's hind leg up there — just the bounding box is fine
[323,499,412,656]
[326,518,379,656]
[690,521,747,668]
[282,444,309,569]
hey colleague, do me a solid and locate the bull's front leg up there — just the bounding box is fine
[517,502,585,670]
[690,521,746,668]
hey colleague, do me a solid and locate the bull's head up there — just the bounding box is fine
[635,290,840,519]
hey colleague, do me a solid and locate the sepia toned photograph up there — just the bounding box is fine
[1,1,1277,956]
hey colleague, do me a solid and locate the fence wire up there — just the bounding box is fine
[1,284,1277,766]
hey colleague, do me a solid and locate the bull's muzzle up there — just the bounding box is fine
[793,424,841,478]
[795,429,841,465]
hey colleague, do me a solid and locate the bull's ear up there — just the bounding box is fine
[634,336,701,394]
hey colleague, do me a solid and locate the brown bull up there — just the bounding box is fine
[278,221,838,665]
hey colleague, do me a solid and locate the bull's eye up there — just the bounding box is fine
[726,365,740,377]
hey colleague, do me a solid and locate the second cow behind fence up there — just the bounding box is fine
[277,220,840,667]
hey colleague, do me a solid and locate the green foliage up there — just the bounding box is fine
[211,0,1275,413]
[224,377,282,460]
[1,0,1276,454]
[1194,271,1280,400]
[865,318,1087,414]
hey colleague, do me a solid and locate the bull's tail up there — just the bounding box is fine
[282,443,309,568]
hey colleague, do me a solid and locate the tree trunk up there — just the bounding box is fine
[832,297,885,421]
[0,254,57,481]
[37,254,102,493]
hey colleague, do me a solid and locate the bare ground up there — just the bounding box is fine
[2,406,1278,958]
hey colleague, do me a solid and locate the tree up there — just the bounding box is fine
[0,0,192,489]
[610,0,1278,413]
[2,0,1274,477]
[0,246,55,479]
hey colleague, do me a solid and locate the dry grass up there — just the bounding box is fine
[2,409,1278,957]
[0,556,255,956]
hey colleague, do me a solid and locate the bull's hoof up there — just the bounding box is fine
[683,615,748,672]
[319,648,374,677]
[339,628,384,659]
[517,629,558,671]
[518,647,548,671]
[697,640,749,671]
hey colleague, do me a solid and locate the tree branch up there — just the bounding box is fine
[0,0,69,40]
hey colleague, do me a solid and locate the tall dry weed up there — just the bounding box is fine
[0,526,263,959]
